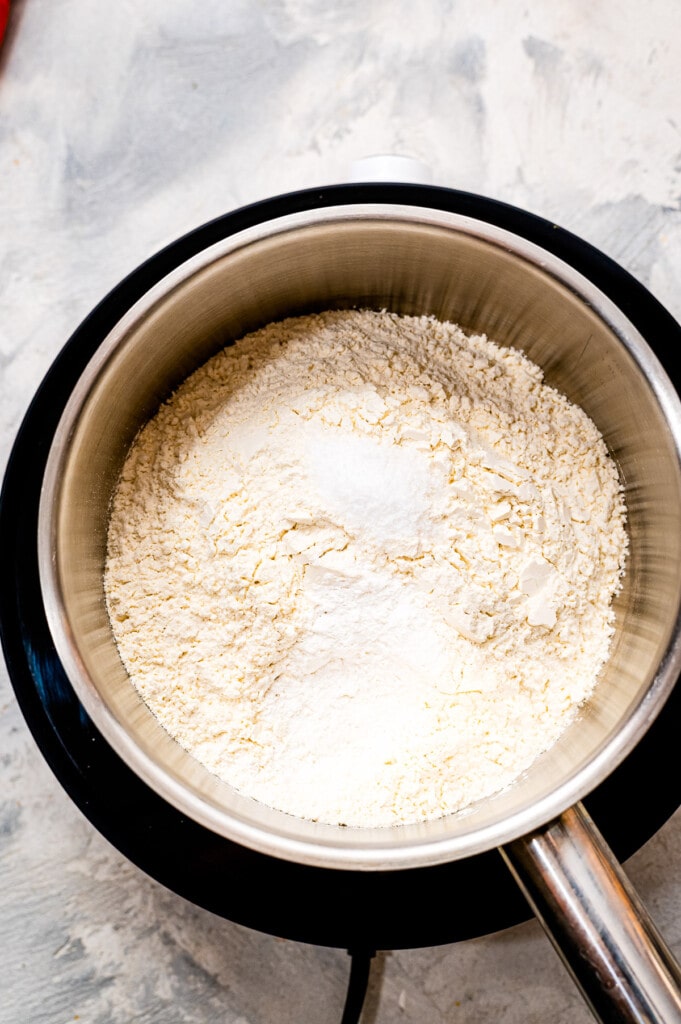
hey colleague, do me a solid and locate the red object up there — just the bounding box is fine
[0,0,9,47]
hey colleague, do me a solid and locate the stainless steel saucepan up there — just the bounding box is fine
[37,192,681,1022]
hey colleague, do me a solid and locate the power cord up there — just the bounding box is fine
[341,948,376,1024]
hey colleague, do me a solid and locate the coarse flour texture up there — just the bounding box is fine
[105,310,627,827]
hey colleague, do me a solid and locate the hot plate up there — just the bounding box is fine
[1,184,680,950]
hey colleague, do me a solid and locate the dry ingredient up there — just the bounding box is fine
[104,310,628,827]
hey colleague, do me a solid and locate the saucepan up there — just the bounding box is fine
[27,183,681,1020]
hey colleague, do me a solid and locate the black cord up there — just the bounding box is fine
[340,948,376,1024]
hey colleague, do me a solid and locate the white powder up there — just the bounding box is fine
[104,310,628,827]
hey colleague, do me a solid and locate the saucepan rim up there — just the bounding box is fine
[36,191,681,870]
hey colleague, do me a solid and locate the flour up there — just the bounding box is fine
[104,310,628,827]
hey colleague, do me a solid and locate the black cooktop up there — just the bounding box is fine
[1,184,680,951]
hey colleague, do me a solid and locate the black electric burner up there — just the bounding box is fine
[2,184,681,952]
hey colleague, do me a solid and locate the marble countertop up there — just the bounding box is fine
[2,2,681,1021]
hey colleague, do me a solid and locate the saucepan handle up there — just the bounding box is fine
[501,802,681,1023]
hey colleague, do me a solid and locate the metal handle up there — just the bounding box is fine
[501,802,681,1023]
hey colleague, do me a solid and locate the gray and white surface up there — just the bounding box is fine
[2,1,681,1021]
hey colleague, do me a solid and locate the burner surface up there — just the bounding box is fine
[2,185,680,950]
